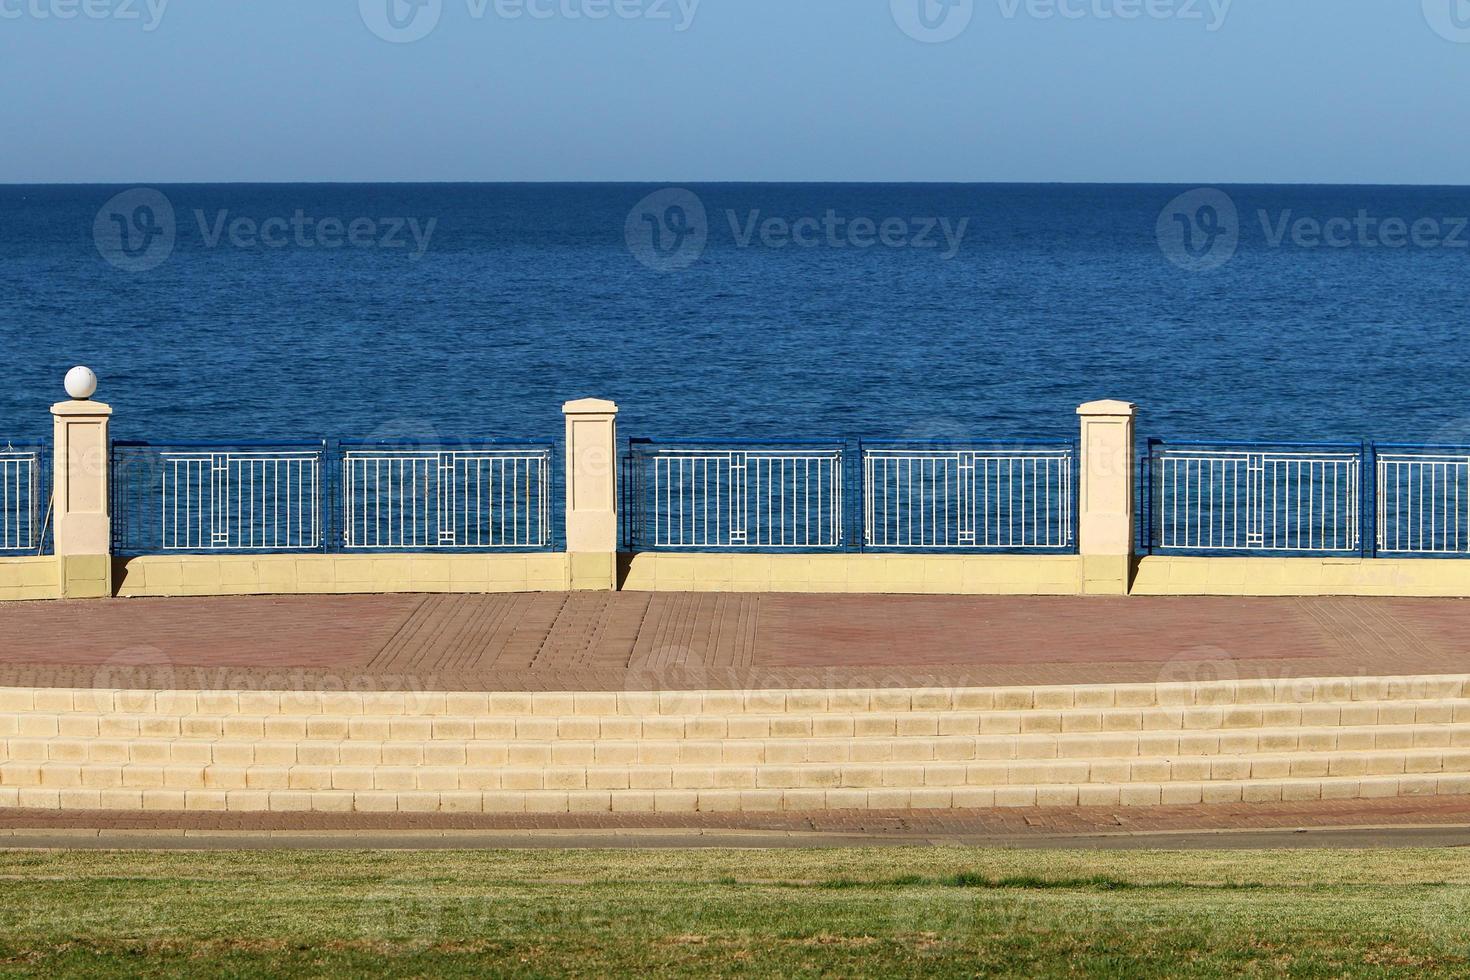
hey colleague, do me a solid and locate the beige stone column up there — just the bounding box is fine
[562,398,619,590]
[52,369,114,599]
[1076,400,1137,596]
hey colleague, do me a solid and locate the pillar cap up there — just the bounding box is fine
[51,400,113,417]
[1077,399,1136,417]
[562,398,619,415]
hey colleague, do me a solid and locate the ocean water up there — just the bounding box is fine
[2,182,1468,448]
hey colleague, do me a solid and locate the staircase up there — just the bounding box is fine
[2,676,1469,813]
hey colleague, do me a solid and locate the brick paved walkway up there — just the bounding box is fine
[0,592,1466,691]
[3,795,1470,840]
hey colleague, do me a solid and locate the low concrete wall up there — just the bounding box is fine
[1132,556,1470,598]
[0,557,60,602]
[619,553,1087,595]
[112,554,571,598]
[7,552,1470,601]
[624,553,1470,598]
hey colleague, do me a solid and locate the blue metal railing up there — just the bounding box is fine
[339,440,553,552]
[1141,439,1470,559]
[93,432,1470,562]
[0,443,47,556]
[623,437,1079,554]
[112,441,328,554]
[111,439,555,556]
[861,440,1076,553]
[624,439,846,550]
[1143,439,1363,556]
[1374,444,1470,557]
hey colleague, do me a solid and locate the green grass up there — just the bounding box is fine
[2,846,1470,976]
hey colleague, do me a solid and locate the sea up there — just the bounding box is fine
[2,182,1468,448]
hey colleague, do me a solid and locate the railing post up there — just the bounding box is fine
[623,439,647,551]
[1139,439,1155,557]
[323,438,340,553]
[1361,440,1376,559]
[51,367,113,599]
[562,398,619,590]
[1076,400,1137,596]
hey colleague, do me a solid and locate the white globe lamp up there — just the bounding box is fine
[64,366,98,401]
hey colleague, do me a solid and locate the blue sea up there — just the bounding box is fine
[2,183,1468,448]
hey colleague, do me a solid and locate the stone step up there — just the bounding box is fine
[7,676,1469,719]
[6,747,1469,794]
[6,773,1469,815]
[7,724,1470,767]
[8,700,1469,742]
[8,676,1470,814]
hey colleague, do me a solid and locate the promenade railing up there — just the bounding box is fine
[1144,440,1363,555]
[0,445,45,555]
[624,440,846,550]
[341,442,553,551]
[112,442,326,553]
[91,430,1470,562]
[1143,438,1470,559]
[1375,445,1470,556]
[862,442,1075,552]
[112,439,555,555]
[623,437,1079,554]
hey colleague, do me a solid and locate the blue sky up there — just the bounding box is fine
[3,0,1468,183]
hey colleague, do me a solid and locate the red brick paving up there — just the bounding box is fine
[0,592,1466,691]
[3,796,1470,837]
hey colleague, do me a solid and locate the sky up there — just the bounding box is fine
[3,0,1469,183]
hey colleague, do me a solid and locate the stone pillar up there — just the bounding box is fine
[1076,400,1137,596]
[52,369,113,599]
[562,398,619,591]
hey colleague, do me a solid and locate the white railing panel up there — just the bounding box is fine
[0,450,41,553]
[1377,453,1470,555]
[1153,448,1359,553]
[635,447,843,549]
[342,449,551,550]
[159,451,322,551]
[863,447,1074,550]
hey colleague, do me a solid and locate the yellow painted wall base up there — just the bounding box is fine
[112,554,571,598]
[7,552,1470,601]
[618,553,1088,595]
[569,552,617,591]
[0,557,61,602]
[1082,555,1131,596]
[1131,556,1470,598]
[60,555,111,599]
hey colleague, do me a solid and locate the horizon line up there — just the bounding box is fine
[5,178,1470,188]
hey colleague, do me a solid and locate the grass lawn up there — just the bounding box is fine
[1,846,1469,976]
